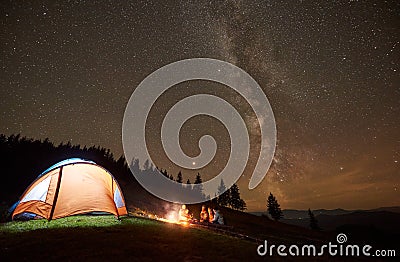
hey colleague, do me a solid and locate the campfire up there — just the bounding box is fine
[158,210,192,227]
[157,211,178,224]
[130,207,193,227]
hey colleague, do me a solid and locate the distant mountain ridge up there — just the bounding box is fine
[250,206,400,219]
[249,207,400,236]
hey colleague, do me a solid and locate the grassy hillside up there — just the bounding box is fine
[186,205,329,245]
[2,213,386,261]
[0,216,269,261]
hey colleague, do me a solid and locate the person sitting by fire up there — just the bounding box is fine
[179,204,192,222]
[212,207,224,225]
[208,207,214,223]
[200,205,209,223]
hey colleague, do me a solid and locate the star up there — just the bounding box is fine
[0,0,398,211]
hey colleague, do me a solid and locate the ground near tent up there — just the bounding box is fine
[0,216,265,261]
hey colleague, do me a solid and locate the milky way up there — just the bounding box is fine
[1,0,399,210]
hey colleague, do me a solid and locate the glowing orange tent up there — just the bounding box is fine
[11,158,127,220]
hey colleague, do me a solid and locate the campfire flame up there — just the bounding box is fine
[131,208,191,227]
[158,211,179,224]
[158,211,191,227]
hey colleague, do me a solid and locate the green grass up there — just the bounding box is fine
[0,216,267,261]
[0,215,122,233]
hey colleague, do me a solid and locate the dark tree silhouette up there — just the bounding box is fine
[176,171,183,183]
[308,208,320,231]
[143,159,151,171]
[267,192,283,221]
[161,169,169,178]
[194,173,202,184]
[193,173,205,199]
[185,178,192,191]
[217,179,230,207]
[229,183,246,211]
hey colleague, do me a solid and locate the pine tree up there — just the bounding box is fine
[193,173,205,199]
[267,192,283,221]
[217,179,230,207]
[161,169,169,178]
[143,159,150,170]
[308,209,320,230]
[238,199,247,211]
[185,178,192,189]
[229,183,246,210]
[194,173,202,184]
[176,171,183,183]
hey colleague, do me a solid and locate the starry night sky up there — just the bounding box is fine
[1,0,399,211]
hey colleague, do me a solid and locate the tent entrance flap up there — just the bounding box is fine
[48,166,63,221]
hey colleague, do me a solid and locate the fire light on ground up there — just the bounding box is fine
[130,207,192,227]
[158,211,179,224]
[158,211,192,227]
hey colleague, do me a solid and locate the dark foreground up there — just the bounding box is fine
[0,216,269,261]
[1,215,390,261]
